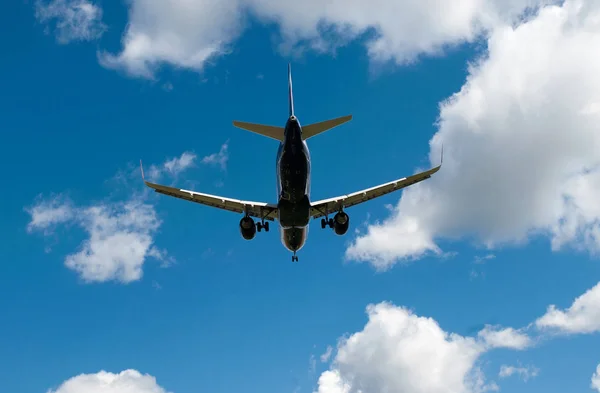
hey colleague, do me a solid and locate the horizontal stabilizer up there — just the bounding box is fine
[233,121,284,141]
[302,115,352,140]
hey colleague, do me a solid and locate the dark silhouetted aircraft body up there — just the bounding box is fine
[142,64,442,262]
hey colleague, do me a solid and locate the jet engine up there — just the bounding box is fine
[239,216,257,240]
[333,212,349,235]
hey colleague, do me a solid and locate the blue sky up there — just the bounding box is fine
[3,0,600,392]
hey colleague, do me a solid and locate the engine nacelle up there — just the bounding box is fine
[239,216,256,240]
[333,212,349,235]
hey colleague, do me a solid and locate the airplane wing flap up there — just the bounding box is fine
[310,164,441,219]
[145,180,278,221]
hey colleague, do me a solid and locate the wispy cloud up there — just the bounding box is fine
[499,364,539,382]
[474,254,495,264]
[309,354,316,375]
[201,140,229,171]
[26,194,75,235]
[145,142,229,185]
[320,345,333,363]
[146,151,197,182]
[152,280,162,290]
[34,0,106,44]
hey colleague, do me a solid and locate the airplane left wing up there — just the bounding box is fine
[310,163,442,219]
[141,163,278,221]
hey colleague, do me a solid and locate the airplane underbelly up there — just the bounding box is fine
[279,152,309,201]
[277,196,310,228]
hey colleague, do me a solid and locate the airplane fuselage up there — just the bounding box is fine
[276,115,311,252]
[142,64,441,263]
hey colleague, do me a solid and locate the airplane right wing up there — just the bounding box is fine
[141,162,278,221]
[302,115,352,140]
[309,163,442,219]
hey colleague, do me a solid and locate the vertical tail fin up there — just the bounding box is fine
[288,63,294,117]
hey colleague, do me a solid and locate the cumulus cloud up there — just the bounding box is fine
[535,280,600,334]
[25,153,198,283]
[477,325,532,350]
[27,195,168,283]
[48,369,170,393]
[35,0,106,44]
[97,0,245,78]
[315,302,504,393]
[347,0,600,268]
[93,0,552,78]
[592,364,600,392]
[498,364,539,381]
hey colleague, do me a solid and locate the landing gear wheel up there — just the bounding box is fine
[321,217,335,229]
[257,221,269,233]
[292,253,299,262]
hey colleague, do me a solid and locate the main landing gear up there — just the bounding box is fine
[257,220,270,232]
[321,217,334,229]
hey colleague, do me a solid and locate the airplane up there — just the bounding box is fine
[141,64,442,262]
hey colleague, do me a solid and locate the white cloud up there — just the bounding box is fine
[25,153,199,284]
[315,302,500,393]
[25,194,75,235]
[94,0,551,78]
[309,354,317,374]
[592,364,600,392]
[478,325,532,350]
[144,143,227,183]
[164,152,197,176]
[320,345,333,363]
[48,369,170,393]
[346,0,600,269]
[35,0,106,44]
[201,140,229,171]
[27,196,168,284]
[146,151,197,182]
[535,281,600,334]
[474,254,495,264]
[498,364,539,381]
[97,0,245,78]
